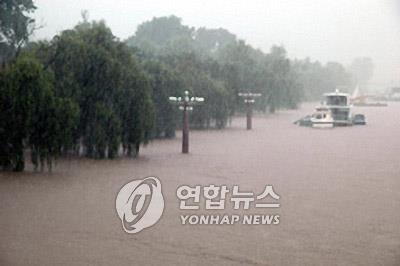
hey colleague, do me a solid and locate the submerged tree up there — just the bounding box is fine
[33,20,154,159]
[0,55,78,171]
[141,59,181,138]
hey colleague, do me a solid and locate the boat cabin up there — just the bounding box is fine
[322,90,352,125]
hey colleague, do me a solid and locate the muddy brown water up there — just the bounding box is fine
[1,103,399,266]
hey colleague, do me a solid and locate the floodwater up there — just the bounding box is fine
[1,103,399,266]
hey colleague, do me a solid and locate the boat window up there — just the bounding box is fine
[331,108,350,120]
[326,96,347,106]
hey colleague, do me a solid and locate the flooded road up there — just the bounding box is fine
[1,103,399,266]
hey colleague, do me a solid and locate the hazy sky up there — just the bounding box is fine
[33,0,400,87]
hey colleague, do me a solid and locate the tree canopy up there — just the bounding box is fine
[0,0,37,65]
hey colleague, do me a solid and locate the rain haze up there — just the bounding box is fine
[33,0,400,87]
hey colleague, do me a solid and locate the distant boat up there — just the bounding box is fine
[351,85,388,107]
[296,88,369,128]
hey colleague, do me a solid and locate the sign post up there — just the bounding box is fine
[238,92,262,130]
[169,91,205,153]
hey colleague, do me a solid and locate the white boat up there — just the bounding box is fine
[311,106,334,128]
[296,89,353,128]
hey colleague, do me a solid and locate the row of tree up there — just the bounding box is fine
[1,4,355,171]
[1,14,154,170]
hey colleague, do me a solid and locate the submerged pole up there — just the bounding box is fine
[239,92,261,130]
[246,102,252,130]
[182,105,189,153]
[169,91,204,154]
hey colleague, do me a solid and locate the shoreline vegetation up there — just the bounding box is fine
[1,4,353,172]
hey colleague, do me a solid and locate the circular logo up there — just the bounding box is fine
[115,177,164,234]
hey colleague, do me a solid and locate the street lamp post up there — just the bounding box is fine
[169,90,205,154]
[238,92,262,130]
